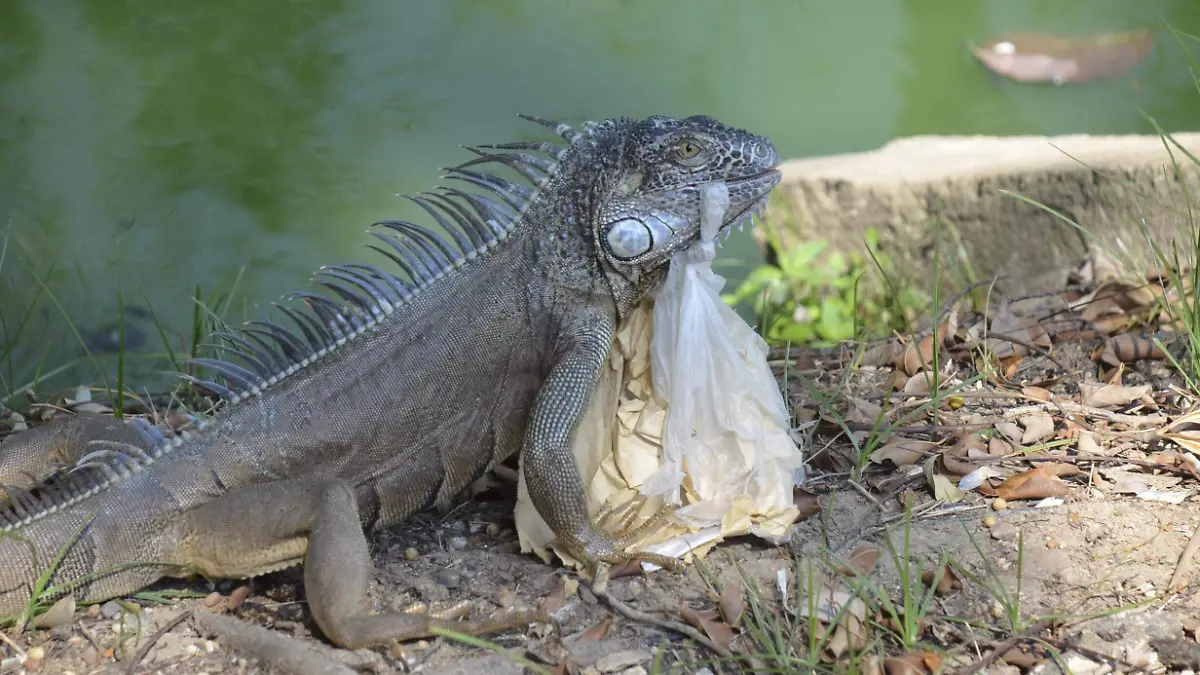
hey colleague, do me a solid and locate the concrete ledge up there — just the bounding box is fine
[759,133,1200,295]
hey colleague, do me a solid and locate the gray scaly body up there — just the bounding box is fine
[0,114,781,649]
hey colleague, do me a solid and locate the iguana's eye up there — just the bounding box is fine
[674,139,705,165]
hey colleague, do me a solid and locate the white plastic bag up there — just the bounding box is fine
[514,183,807,568]
[641,183,805,536]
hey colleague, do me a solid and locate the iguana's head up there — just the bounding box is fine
[588,114,781,292]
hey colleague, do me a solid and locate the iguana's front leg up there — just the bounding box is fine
[180,477,549,650]
[522,306,682,572]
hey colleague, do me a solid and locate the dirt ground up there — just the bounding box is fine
[6,275,1200,674]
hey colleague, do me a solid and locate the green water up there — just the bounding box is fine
[1,0,1198,397]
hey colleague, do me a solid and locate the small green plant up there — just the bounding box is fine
[724,228,929,346]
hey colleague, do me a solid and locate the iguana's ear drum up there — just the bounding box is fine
[603,211,688,261]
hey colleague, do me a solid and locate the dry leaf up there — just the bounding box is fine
[794,488,823,520]
[1022,386,1053,402]
[994,421,1023,445]
[576,616,612,642]
[678,602,736,652]
[931,473,965,503]
[994,466,1071,501]
[971,30,1154,85]
[884,651,929,675]
[920,565,962,597]
[988,435,1013,456]
[539,578,567,614]
[31,594,75,629]
[938,451,980,477]
[1019,413,1055,444]
[844,545,881,578]
[871,439,938,466]
[1079,382,1150,408]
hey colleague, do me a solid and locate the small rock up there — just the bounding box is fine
[99,601,122,619]
[203,592,223,608]
[486,522,501,537]
[413,578,450,602]
[405,547,420,561]
[26,646,45,662]
[85,605,101,619]
[989,521,1018,541]
[82,647,101,665]
[48,623,73,641]
[447,536,469,551]
[434,569,461,588]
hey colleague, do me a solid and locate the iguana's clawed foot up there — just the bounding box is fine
[566,499,685,574]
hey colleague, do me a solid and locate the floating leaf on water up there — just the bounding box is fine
[971,29,1155,85]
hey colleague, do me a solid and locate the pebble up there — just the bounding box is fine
[405,547,420,561]
[989,521,1018,542]
[99,601,122,619]
[85,605,101,619]
[486,522,501,537]
[434,569,461,588]
[27,646,45,661]
[203,592,223,608]
[447,536,468,551]
[992,498,1008,511]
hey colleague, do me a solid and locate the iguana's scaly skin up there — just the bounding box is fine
[0,114,780,649]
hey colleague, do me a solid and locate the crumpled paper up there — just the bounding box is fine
[516,185,807,570]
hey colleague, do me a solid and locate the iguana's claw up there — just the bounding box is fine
[570,500,685,573]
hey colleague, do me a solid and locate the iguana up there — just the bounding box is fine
[0,114,781,650]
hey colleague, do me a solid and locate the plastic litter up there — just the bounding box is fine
[515,183,807,570]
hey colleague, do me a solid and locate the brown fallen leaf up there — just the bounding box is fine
[678,602,736,651]
[994,466,1071,501]
[994,421,1023,445]
[1019,413,1055,444]
[920,565,962,597]
[539,578,568,614]
[938,450,980,477]
[843,544,881,578]
[1079,382,1150,408]
[794,487,822,520]
[575,616,612,642]
[871,439,939,466]
[1022,385,1053,402]
[1030,462,1082,478]
[884,651,928,675]
[971,29,1155,85]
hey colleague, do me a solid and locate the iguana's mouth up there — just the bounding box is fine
[713,168,781,242]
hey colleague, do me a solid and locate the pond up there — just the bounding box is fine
[1,0,1197,396]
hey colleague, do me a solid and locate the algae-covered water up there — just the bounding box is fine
[1,0,1198,395]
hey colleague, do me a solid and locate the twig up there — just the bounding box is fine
[951,618,1053,675]
[598,586,733,660]
[126,610,191,675]
[971,452,1200,481]
[1001,402,1167,429]
[189,610,359,675]
[1168,520,1200,591]
[844,478,886,511]
[880,504,985,526]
